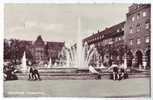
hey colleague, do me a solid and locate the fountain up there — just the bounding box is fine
[16,17,103,80]
[60,17,101,69]
[66,49,70,67]
[123,57,127,69]
[48,57,52,68]
[21,52,27,73]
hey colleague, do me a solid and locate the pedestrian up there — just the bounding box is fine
[28,66,33,80]
[118,68,124,80]
[106,62,119,80]
[112,66,119,80]
[33,67,41,80]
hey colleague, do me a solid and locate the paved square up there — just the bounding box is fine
[4,78,150,97]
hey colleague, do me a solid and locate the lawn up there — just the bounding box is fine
[4,78,150,97]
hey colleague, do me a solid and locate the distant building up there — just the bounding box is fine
[33,35,47,64]
[46,41,65,64]
[4,35,65,66]
[124,4,151,69]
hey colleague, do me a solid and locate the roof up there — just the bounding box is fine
[83,21,125,42]
[34,35,45,46]
[46,41,65,50]
[46,41,64,46]
[127,4,151,16]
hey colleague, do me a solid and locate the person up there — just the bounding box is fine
[4,64,17,80]
[28,66,34,80]
[106,62,119,80]
[118,61,129,80]
[118,68,124,80]
[112,66,119,80]
[32,67,41,80]
[89,65,101,79]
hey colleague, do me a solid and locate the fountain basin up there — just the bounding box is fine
[38,67,78,73]
[16,72,100,80]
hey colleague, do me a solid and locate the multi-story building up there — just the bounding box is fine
[4,35,65,66]
[32,35,65,65]
[124,4,151,69]
[83,21,125,66]
[33,35,47,64]
[46,41,65,64]
[83,4,151,69]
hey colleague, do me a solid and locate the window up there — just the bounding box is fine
[137,13,140,19]
[98,42,100,46]
[121,27,124,31]
[145,22,150,29]
[137,5,140,8]
[143,12,147,17]
[146,37,149,43]
[115,37,118,41]
[137,38,141,45]
[117,29,120,32]
[136,24,140,32]
[122,36,125,40]
[132,16,135,22]
[130,40,133,45]
[129,27,133,33]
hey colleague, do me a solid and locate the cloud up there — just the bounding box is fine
[8,20,65,34]
[25,21,38,28]
[42,23,64,32]
[9,26,25,33]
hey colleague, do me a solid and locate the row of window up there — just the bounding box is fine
[35,48,44,51]
[131,11,147,22]
[88,33,124,43]
[88,27,124,43]
[95,36,124,47]
[116,27,124,32]
[88,35,104,43]
[129,37,149,45]
[35,56,44,60]
[129,21,150,33]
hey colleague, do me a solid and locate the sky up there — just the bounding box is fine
[4,4,131,44]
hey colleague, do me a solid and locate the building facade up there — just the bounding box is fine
[46,41,65,64]
[34,35,46,64]
[4,35,65,66]
[83,4,151,69]
[124,4,151,69]
[83,21,125,67]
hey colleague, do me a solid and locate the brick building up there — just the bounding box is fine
[83,21,125,66]
[4,35,65,66]
[33,35,47,64]
[46,41,65,64]
[83,4,151,69]
[124,4,151,69]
